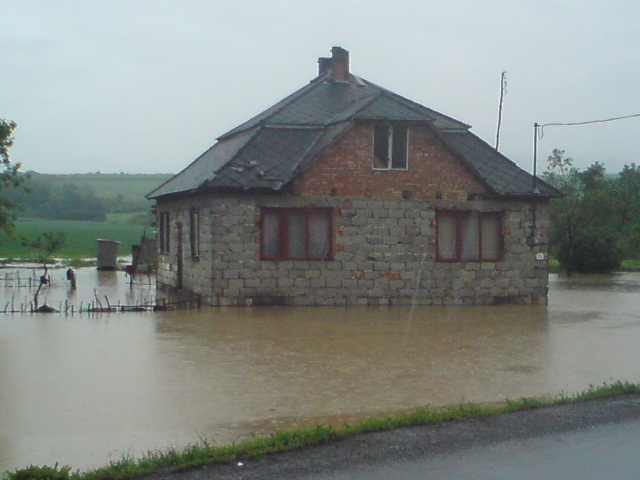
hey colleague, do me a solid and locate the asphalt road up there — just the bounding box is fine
[148,394,640,480]
[308,417,640,479]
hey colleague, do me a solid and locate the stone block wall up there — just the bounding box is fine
[156,193,551,306]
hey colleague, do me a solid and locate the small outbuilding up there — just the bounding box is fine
[147,47,561,306]
[96,239,120,271]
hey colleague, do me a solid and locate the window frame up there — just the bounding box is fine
[436,211,503,262]
[372,122,409,171]
[189,208,200,259]
[260,207,333,261]
[159,212,170,254]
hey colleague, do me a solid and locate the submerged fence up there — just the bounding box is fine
[0,270,59,289]
[0,268,200,314]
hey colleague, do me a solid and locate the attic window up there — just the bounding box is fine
[373,123,408,170]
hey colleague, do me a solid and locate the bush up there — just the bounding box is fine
[558,233,622,274]
[7,464,71,480]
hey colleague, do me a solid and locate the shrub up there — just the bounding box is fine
[558,232,622,274]
[7,464,72,480]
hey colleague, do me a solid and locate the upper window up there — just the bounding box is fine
[373,123,408,170]
[436,211,503,262]
[189,208,200,258]
[159,212,170,253]
[261,208,333,260]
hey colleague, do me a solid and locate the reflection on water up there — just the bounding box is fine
[1,270,640,472]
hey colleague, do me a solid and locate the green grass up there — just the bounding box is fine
[4,381,639,480]
[548,258,561,273]
[620,259,640,271]
[0,217,152,261]
[549,257,640,274]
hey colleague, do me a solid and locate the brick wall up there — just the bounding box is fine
[292,123,485,200]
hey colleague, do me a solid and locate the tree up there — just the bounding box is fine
[21,231,67,311]
[543,149,622,274]
[0,119,23,237]
[3,173,108,221]
[613,163,640,259]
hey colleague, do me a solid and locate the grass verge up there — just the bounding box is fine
[4,381,640,480]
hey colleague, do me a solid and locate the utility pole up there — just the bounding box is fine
[532,122,539,193]
[495,71,507,150]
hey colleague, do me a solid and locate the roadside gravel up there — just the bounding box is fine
[144,394,640,480]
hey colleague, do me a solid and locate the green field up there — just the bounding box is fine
[0,173,166,262]
[0,215,153,261]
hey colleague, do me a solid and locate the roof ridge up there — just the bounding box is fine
[362,78,470,129]
[274,129,326,189]
[217,73,332,140]
[337,88,386,121]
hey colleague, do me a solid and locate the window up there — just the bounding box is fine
[261,208,333,260]
[436,211,503,262]
[189,208,200,258]
[373,123,408,170]
[159,212,170,253]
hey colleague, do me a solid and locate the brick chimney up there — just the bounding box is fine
[318,56,332,76]
[317,46,350,81]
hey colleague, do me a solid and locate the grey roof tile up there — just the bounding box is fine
[148,58,559,200]
[353,93,434,122]
[269,79,378,126]
[209,127,324,190]
[441,131,561,197]
[147,129,255,198]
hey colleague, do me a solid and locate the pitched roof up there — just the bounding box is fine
[148,49,560,200]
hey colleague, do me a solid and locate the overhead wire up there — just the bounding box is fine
[532,111,640,191]
[537,113,640,139]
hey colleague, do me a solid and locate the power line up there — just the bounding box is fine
[532,112,640,192]
[537,113,640,139]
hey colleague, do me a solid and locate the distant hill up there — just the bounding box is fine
[34,172,173,202]
[9,172,172,218]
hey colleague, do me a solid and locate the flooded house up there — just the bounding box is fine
[147,47,561,306]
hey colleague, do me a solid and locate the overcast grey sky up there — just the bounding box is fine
[2,0,639,175]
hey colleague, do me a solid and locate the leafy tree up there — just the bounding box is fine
[21,231,67,311]
[4,174,107,221]
[52,183,107,221]
[0,119,24,237]
[544,149,622,274]
[613,163,640,259]
[3,171,53,217]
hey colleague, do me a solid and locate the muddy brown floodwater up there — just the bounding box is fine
[1,268,640,473]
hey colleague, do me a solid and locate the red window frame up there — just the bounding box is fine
[436,211,504,262]
[260,207,333,261]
